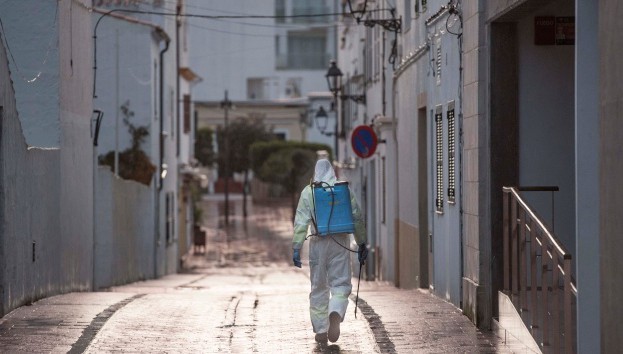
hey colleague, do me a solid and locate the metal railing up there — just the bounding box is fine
[502,186,577,353]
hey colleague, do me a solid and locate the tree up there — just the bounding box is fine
[250,140,332,218]
[216,116,275,217]
[195,127,215,167]
[99,101,156,186]
[260,148,316,217]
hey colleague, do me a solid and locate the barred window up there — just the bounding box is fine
[404,0,411,31]
[382,156,386,224]
[435,105,444,213]
[447,101,456,203]
[435,40,442,86]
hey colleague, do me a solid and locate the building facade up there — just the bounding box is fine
[0,0,94,316]
[188,0,338,152]
[338,0,621,351]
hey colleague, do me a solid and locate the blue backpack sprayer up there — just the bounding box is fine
[308,180,365,318]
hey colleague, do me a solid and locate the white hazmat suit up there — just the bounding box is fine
[293,159,367,340]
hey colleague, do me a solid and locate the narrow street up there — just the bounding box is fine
[0,196,524,353]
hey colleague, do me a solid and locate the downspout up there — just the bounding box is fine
[381,27,400,287]
[156,29,170,278]
[392,74,400,288]
[175,2,181,157]
[159,32,170,191]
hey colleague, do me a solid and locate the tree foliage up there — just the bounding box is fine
[195,127,215,167]
[99,101,156,186]
[251,140,330,216]
[216,116,275,177]
[250,140,332,181]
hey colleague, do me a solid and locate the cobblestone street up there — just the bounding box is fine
[0,196,529,353]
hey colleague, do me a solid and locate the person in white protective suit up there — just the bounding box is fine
[292,159,368,344]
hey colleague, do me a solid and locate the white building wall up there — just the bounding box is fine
[0,0,94,316]
[95,168,155,289]
[187,0,337,103]
[575,0,600,351]
[94,18,156,159]
[59,0,95,291]
[420,0,463,306]
[517,0,576,255]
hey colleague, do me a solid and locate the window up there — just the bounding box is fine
[435,105,444,213]
[365,27,373,82]
[382,156,387,224]
[282,31,328,69]
[170,89,175,140]
[292,2,329,24]
[275,0,285,23]
[404,0,411,32]
[183,94,191,133]
[447,101,455,203]
[165,192,175,243]
[435,40,442,86]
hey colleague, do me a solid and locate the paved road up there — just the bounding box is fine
[0,195,528,353]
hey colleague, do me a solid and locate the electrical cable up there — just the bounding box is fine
[0,1,58,83]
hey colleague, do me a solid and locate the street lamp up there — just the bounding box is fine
[325,60,343,97]
[325,60,366,104]
[315,106,329,133]
[220,90,232,226]
[324,60,367,161]
[309,105,337,158]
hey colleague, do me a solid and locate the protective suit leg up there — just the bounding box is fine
[309,234,352,334]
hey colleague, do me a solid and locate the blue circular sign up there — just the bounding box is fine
[351,125,378,159]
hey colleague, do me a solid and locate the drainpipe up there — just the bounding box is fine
[156,28,170,278]
[159,31,170,191]
[391,74,400,288]
[175,2,181,158]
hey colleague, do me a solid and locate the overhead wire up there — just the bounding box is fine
[0,1,59,83]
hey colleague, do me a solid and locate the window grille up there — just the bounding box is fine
[435,105,444,213]
[404,0,411,31]
[447,101,456,203]
[435,41,442,86]
[382,156,386,224]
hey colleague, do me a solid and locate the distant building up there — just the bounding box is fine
[188,0,338,151]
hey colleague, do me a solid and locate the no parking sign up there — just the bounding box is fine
[350,125,378,159]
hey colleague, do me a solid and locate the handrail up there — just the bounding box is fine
[516,185,558,233]
[506,187,566,257]
[502,186,576,353]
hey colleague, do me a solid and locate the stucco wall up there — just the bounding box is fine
[599,0,623,351]
[425,1,463,307]
[517,0,576,256]
[575,0,600,352]
[0,0,94,316]
[187,0,336,102]
[0,31,61,315]
[95,168,155,289]
[94,18,155,158]
[59,0,95,293]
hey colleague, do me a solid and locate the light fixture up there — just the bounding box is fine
[325,60,343,96]
[324,60,366,104]
[315,106,329,133]
[161,163,168,180]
